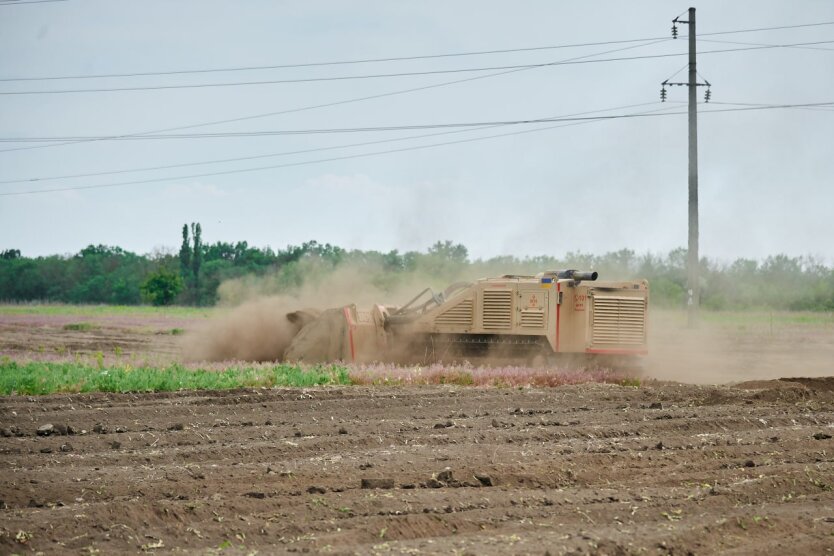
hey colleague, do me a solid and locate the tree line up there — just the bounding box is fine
[1,225,833,311]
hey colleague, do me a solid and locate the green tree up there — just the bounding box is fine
[191,222,203,304]
[427,240,469,264]
[179,224,192,280]
[141,268,184,306]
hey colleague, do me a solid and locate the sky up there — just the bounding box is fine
[0,0,832,263]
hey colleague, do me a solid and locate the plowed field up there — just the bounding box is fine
[1,308,833,554]
[2,380,834,554]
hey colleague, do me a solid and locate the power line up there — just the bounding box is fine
[698,20,834,37]
[706,100,834,112]
[3,32,829,153]
[4,98,833,143]
[0,0,68,5]
[3,40,833,95]
[700,37,834,52]
[0,38,670,154]
[11,100,832,143]
[0,101,666,186]
[0,112,716,142]
[0,37,674,82]
[1,105,682,197]
[2,20,832,82]
[2,102,829,197]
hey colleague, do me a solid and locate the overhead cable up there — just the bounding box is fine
[0,38,669,154]
[2,20,832,82]
[2,40,833,95]
[0,101,662,185]
[1,101,830,197]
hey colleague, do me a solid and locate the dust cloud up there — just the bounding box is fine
[644,309,834,384]
[184,258,834,382]
[182,297,309,362]
[182,261,469,362]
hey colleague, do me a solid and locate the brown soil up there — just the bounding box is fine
[2,382,833,555]
[2,310,834,553]
[0,314,187,362]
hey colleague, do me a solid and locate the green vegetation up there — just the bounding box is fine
[0,304,212,317]
[2,225,833,310]
[140,268,184,306]
[698,310,834,327]
[62,322,98,331]
[0,361,351,395]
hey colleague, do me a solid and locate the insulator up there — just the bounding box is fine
[660,87,667,102]
[672,24,678,39]
[704,88,712,103]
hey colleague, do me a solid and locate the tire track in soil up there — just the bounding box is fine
[1,381,833,554]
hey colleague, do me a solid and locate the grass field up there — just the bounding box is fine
[3,302,831,325]
[695,309,834,327]
[0,360,351,395]
[2,303,833,393]
[0,303,215,318]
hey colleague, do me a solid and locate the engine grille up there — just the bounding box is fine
[435,298,474,327]
[591,295,646,346]
[520,309,545,328]
[482,290,513,330]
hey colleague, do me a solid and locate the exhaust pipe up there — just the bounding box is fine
[567,270,598,282]
[537,269,598,285]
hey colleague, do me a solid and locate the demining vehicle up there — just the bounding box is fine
[283,270,649,367]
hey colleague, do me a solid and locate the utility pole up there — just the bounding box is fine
[686,7,699,328]
[661,7,711,327]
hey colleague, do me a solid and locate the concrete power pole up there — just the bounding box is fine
[686,7,699,328]
[662,7,711,327]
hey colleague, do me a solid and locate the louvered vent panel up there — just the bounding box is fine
[482,290,513,330]
[435,299,474,327]
[520,310,545,328]
[592,296,646,346]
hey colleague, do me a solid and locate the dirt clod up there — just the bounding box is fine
[813,432,832,440]
[361,478,395,490]
[436,469,454,483]
[2,380,833,554]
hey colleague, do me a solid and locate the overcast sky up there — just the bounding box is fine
[1,0,832,263]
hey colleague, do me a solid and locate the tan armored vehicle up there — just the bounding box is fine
[284,270,649,366]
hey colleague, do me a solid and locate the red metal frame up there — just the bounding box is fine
[342,306,356,362]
